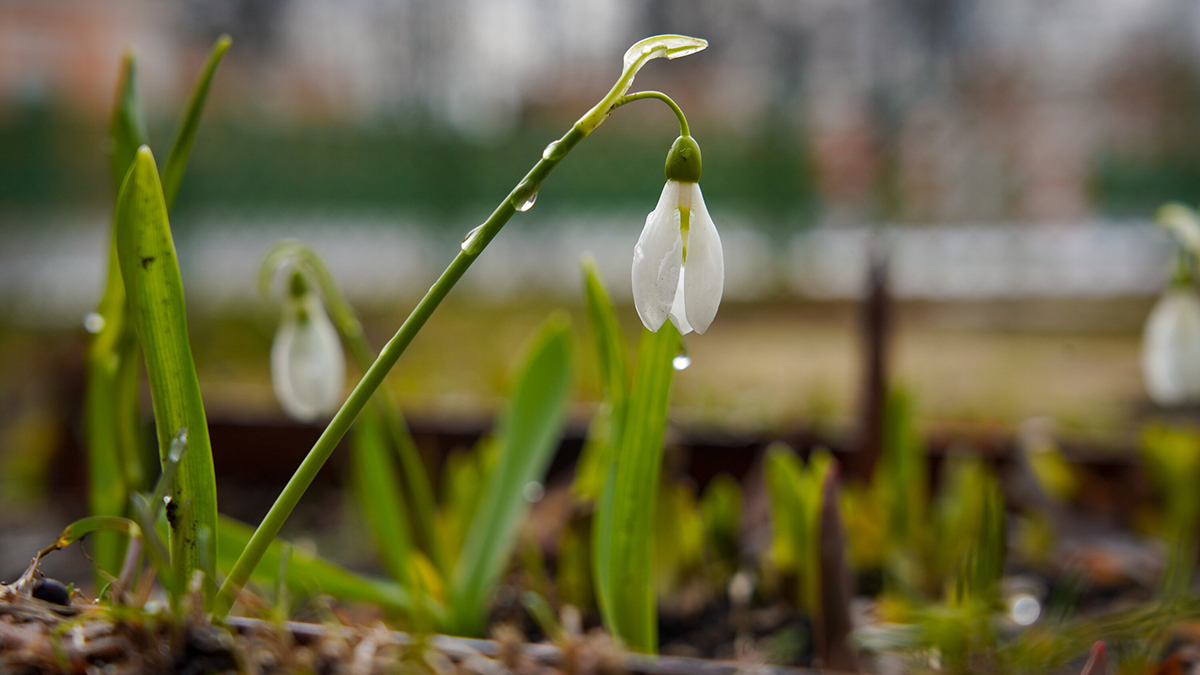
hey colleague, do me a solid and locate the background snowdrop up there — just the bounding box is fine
[1143,204,1200,406]
[271,269,345,421]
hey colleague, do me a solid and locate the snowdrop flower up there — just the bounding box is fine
[271,270,345,421]
[1143,285,1200,406]
[632,135,723,334]
[1143,203,1200,406]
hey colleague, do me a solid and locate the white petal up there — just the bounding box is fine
[681,183,723,334]
[271,296,345,421]
[632,181,684,332]
[668,269,693,335]
[1142,288,1200,406]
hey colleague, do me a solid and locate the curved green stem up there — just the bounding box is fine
[613,91,690,137]
[215,122,591,616]
[216,34,708,618]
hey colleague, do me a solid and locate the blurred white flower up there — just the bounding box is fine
[1142,287,1200,406]
[271,275,345,421]
[631,179,723,334]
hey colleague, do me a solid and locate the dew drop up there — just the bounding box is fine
[461,223,485,253]
[169,428,188,462]
[1009,593,1041,626]
[542,140,561,161]
[522,480,545,503]
[672,345,692,371]
[83,312,105,334]
[517,191,538,212]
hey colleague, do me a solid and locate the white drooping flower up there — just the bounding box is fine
[631,136,723,335]
[271,271,345,421]
[1142,287,1200,406]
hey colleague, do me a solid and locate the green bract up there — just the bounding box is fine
[578,34,708,134]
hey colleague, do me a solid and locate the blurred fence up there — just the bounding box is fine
[0,216,1173,327]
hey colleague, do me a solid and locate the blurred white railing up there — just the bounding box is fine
[0,215,1173,327]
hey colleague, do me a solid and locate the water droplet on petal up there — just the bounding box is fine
[83,312,105,334]
[523,480,545,503]
[461,223,486,253]
[517,191,538,212]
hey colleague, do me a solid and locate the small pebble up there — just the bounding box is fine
[31,578,71,606]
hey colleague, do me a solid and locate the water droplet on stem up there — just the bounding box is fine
[542,140,565,161]
[461,224,486,253]
[517,192,538,212]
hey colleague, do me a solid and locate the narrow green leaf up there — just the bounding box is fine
[215,515,433,618]
[764,443,831,615]
[85,49,151,581]
[448,313,573,636]
[577,261,630,622]
[161,35,231,210]
[876,387,928,595]
[522,591,564,643]
[439,441,496,565]
[764,443,805,571]
[40,516,141,559]
[699,473,743,577]
[107,50,149,195]
[574,257,629,501]
[351,405,415,587]
[130,493,176,595]
[115,147,217,596]
[598,323,679,653]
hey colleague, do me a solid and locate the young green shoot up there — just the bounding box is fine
[85,36,229,585]
[447,315,572,635]
[115,147,218,602]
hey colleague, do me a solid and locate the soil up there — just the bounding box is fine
[0,582,818,675]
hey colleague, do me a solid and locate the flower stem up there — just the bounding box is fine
[613,91,690,137]
[214,122,590,617]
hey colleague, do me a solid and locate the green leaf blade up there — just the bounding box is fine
[107,50,150,195]
[115,146,218,596]
[574,257,630,501]
[599,323,679,653]
[448,313,573,635]
[161,35,231,210]
[215,515,431,618]
[351,405,416,587]
[85,48,153,582]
